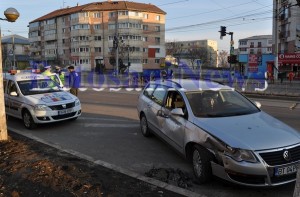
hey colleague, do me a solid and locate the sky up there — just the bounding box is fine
[0,0,273,52]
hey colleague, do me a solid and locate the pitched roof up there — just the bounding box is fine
[30,1,166,23]
[239,35,272,41]
[1,35,29,45]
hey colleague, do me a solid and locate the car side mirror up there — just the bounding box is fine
[10,91,18,97]
[171,108,184,116]
[254,101,261,109]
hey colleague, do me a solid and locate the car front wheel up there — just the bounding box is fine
[22,110,37,129]
[192,145,213,183]
[140,114,151,137]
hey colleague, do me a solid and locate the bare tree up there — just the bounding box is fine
[165,40,184,58]
[218,50,229,67]
[186,46,209,69]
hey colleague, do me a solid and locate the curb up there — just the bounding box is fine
[8,127,206,197]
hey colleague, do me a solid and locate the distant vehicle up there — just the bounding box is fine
[3,71,81,129]
[137,78,300,186]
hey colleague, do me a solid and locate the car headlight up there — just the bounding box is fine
[225,146,257,163]
[34,104,51,111]
[75,99,80,106]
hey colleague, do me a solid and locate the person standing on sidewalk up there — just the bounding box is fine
[288,71,294,84]
[67,65,80,96]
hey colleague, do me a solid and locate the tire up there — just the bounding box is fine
[140,114,151,137]
[192,145,213,183]
[22,110,37,129]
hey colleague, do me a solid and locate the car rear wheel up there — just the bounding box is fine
[192,145,213,183]
[22,110,37,129]
[140,114,151,137]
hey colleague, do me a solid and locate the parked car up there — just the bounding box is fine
[137,78,300,186]
[3,71,81,129]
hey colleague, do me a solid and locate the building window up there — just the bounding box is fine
[239,41,247,45]
[250,42,254,48]
[143,37,148,42]
[155,15,160,21]
[257,42,262,48]
[62,28,66,33]
[155,48,160,53]
[143,48,148,53]
[250,49,254,54]
[93,12,101,18]
[143,59,148,64]
[109,12,116,18]
[118,11,128,16]
[155,59,160,63]
[94,36,101,41]
[155,37,160,44]
[94,24,101,30]
[143,14,148,19]
[72,24,90,30]
[143,25,148,31]
[108,24,115,30]
[95,47,101,52]
[155,26,160,32]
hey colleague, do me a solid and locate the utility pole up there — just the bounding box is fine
[12,34,16,69]
[274,0,279,80]
[0,7,19,141]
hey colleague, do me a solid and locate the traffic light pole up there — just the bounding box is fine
[229,32,234,70]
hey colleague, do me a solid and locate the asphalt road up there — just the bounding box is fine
[8,89,300,197]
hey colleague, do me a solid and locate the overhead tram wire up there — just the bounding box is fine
[166,17,272,34]
[164,9,273,32]
[167,1,270,20]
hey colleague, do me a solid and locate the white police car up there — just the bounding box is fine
[3,71,81,129]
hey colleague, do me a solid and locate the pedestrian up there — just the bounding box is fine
[42,65,52,77]
[55,66,65,86]
[67,65,80,96]
[288,71,294,84]
[42,65,57,87]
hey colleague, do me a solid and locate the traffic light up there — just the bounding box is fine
[219,26,227,38]
[227,55,238,64]
[227,55,231,63]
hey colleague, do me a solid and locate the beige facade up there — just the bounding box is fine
[28,1,166,71]
[167,39,218,67]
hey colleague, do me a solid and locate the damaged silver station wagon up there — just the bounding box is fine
[137,79,300,186]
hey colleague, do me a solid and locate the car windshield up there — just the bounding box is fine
[17,79,61,95]
[186,90,260,118]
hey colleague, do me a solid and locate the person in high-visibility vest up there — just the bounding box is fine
[42,65,56,87]
[55,66,65,86]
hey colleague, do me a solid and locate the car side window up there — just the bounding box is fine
[143,84,156,99]
[151,85,167,105]
[7,80,17,94]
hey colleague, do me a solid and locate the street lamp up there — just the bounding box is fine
[0,7,19,141]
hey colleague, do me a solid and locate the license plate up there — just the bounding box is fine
[58,108,73,115]
[275,165,297,176]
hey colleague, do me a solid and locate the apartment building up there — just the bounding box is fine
[28,1,166,72]
[272,0,300,78]
[238,35,273,55]
[237,35,273,79]
[1,34,30,70]
[166,39,218,68]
